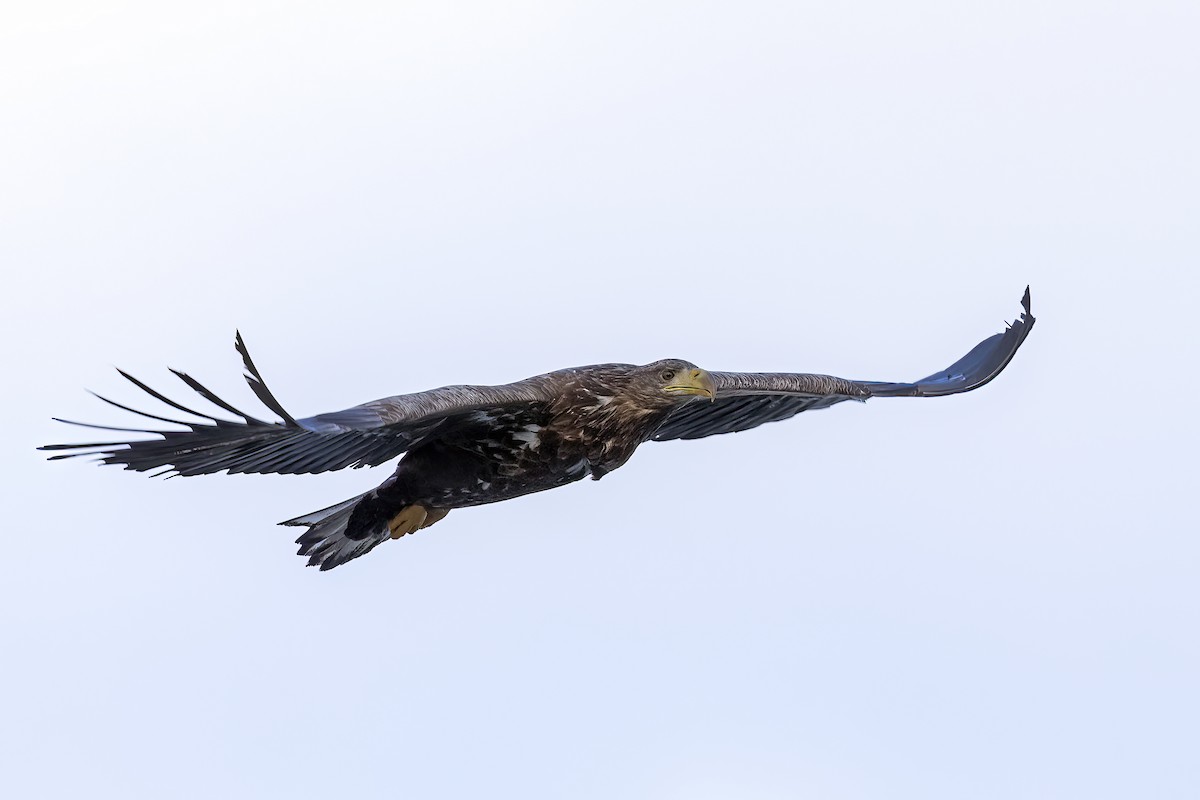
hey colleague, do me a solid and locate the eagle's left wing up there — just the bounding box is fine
[652,287,1034,442]
[40,333,557,477]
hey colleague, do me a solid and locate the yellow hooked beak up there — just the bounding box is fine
[665,369,716,401]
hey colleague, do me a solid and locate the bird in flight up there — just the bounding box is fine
[43,288,1035,570]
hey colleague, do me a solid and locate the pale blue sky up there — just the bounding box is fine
[2,2,1197,798]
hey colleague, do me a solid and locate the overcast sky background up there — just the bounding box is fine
[2,2,1197,798]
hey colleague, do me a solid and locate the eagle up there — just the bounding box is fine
[42,288,1035,570]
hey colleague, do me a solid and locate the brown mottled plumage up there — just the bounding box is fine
[41,288,1034,570]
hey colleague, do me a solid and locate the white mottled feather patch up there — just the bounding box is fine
[511,424,542,449]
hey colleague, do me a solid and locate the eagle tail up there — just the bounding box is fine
[281,493,391,571]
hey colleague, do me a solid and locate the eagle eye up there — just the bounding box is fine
[660,369,676,382]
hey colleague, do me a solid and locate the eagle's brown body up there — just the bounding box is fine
[345,364,687,544]
[42,288,1035,570]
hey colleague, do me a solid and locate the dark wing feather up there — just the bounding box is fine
[236,330,299,425]
[860,286,1035,397]
[654,287,1035,442]
[41,335,556,477]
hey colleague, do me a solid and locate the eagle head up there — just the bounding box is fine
[633,359,715,404]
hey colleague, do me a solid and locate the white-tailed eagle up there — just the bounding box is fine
[43,288,1035,570]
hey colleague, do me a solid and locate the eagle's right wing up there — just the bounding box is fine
[653,287,1035,442]
[40,333,555,477]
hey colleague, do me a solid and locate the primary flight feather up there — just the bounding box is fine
[42,287,1035,570]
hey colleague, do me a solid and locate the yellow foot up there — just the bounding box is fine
[388,505,428,539]
[388,506,451,539]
